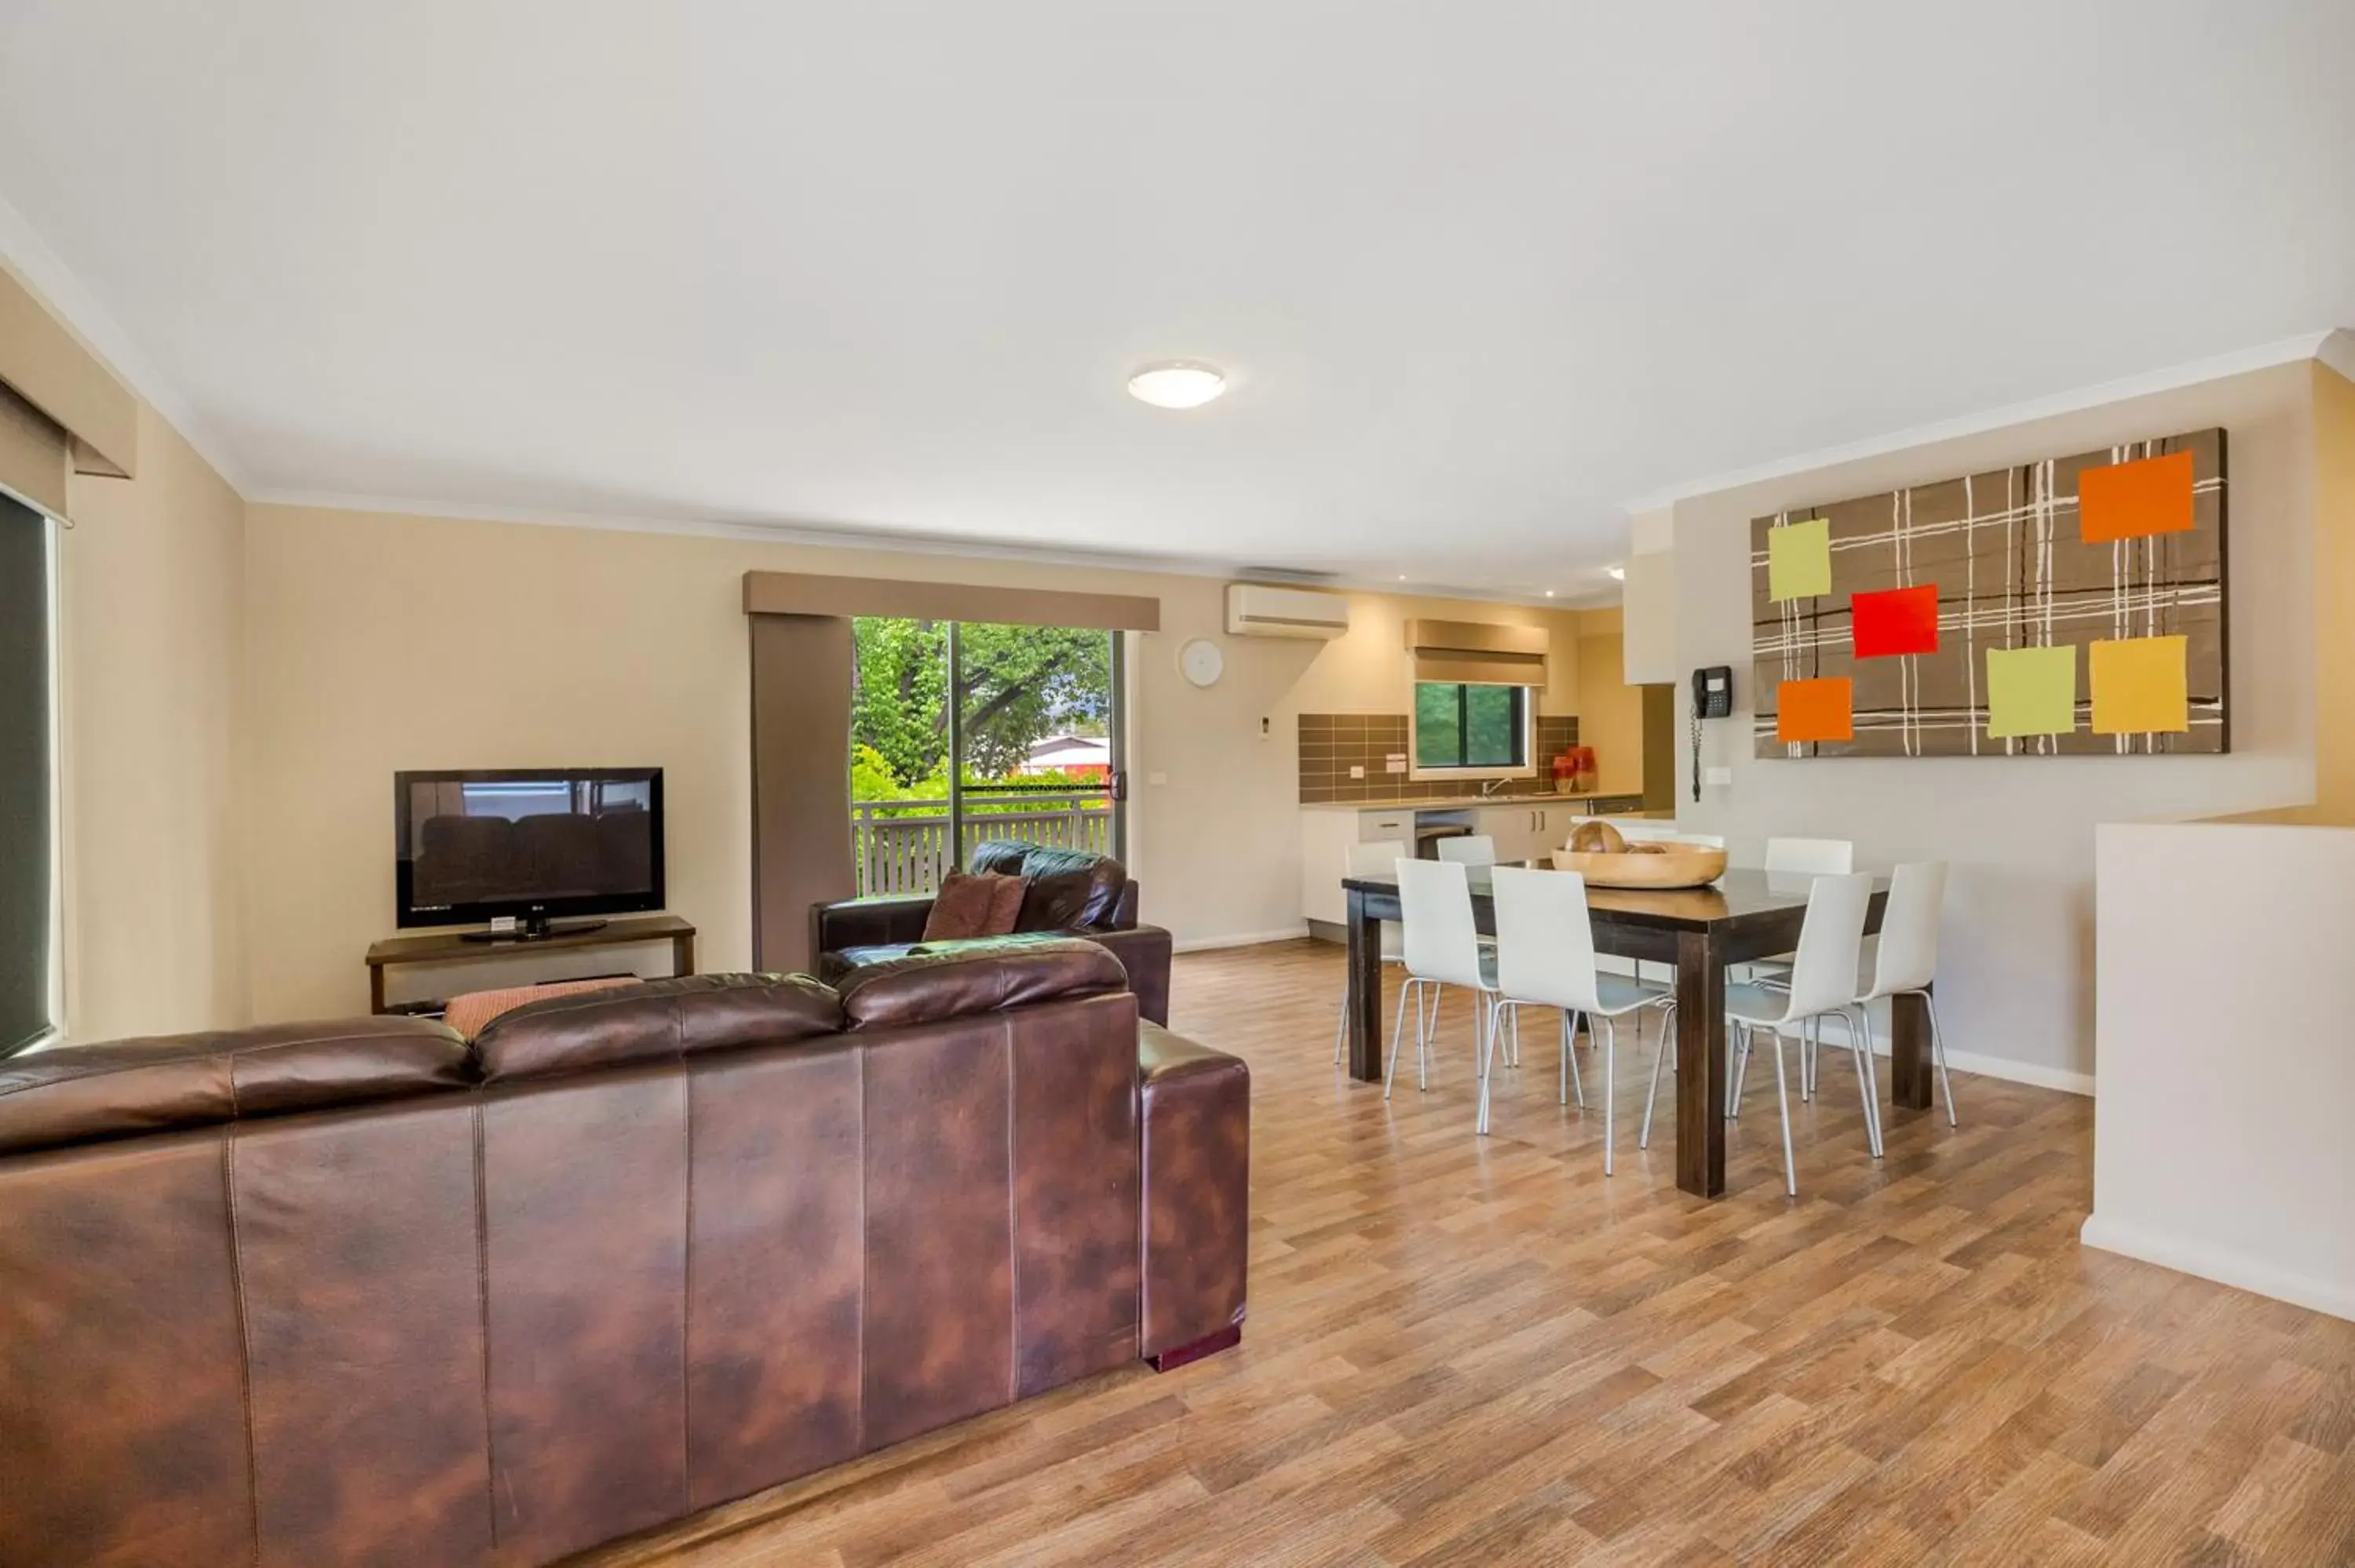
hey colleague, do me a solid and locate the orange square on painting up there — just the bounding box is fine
[2078,449,2194,544]
[1776,678,1853,744]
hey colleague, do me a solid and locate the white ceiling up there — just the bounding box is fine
[2,2,2351,599]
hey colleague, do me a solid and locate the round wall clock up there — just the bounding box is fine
[1178,637,1225,688]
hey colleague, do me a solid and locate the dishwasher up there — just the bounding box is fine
[1412,809,1478,859]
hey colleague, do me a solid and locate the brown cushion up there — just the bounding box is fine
[1010,847,1130,932]
[838,936,1128,1030]
[442,976,639,1042]
[0,1016,472,1155]
[920,870,1026,941]
[473,972,842,1083]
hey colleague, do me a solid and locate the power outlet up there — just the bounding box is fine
[1704,766,1733,787]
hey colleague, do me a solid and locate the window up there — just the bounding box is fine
[1413,680,1530,774]
[0,493,60,1052]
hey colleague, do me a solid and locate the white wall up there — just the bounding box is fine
[1671,363,2318,1086]
[2085,820,2355,1320]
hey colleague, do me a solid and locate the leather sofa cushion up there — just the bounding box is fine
[1010,847,1129,932]
[473,972,842,1083]
[838,937,1127,1030]
[966,840,1032,877]
[0,1016,471,1155]
[920,871,1025,942]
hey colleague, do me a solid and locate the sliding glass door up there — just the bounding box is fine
[849,616,1124,896]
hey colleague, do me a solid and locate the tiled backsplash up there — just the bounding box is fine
[1299,713,1580,804]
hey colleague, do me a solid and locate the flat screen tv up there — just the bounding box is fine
[394,768,664,935]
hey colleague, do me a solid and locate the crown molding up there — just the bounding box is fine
[0,188,251,494]
[1619,330,2342,513]
[243,485,1594,611]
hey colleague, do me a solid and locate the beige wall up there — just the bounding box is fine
[60,401,250,1040]
[1672,363,2317,1085]
[1571,607,1645,795]
[2307,362,2355,822]
[242,503,1591,1019]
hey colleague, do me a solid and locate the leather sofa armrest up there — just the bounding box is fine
[1137,1022,1249,1369]
[810,895,933,957]
[1087,925,1172,1026]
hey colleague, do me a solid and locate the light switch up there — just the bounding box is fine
[1349,764,1366,779]
[1385,759,1407,773]
[1704,766,1733,787]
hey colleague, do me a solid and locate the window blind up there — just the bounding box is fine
[0,492,54,1052]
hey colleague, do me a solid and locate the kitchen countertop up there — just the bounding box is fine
[1300,791,1639,812]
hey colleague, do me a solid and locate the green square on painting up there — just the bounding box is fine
[1767,518,1831,602]
[1984,644,2077,739]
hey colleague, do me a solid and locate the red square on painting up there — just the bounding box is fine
[1850,585,1939,658]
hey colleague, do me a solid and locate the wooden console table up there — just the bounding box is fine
[365,913,697,1014]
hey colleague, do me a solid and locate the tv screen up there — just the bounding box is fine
[395,768,664,930]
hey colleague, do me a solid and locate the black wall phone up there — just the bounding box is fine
[1689,665,1732,801]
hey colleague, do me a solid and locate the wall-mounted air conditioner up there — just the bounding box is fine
[1225,583,1349,640]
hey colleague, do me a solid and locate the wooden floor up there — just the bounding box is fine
[591,940,2355,1567]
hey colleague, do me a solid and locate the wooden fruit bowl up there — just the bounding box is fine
[1550,845,1729,890]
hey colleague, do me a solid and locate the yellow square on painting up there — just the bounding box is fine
[1767,518,1831,602]
[2089,635,2189,735]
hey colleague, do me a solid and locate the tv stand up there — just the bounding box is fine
[457,915,609,944]
[365,913,696,1014]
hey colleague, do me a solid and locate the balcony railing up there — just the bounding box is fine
[850,791,1115,897]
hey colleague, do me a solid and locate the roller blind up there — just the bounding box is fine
[1403,618,1549,687]
[0,381,68,519]
[0,493,55,1052]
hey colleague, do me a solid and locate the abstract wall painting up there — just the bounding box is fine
[1751,428,2227,758]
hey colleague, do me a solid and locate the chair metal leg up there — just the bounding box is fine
[1639,1005,1673,1149]
[1561,1009,1585,1107]
[1417,983,1436,1091]
[1800,1016,1815,1100]
[1848,1005,1884,1158]
[1601,1014,1617,1176]
[1728,1029,1753,1119]
[1476,994,1500,1136]
[1768,1025,1797,1197]
[1384,978,1415,1099]
[1923,990,1958,1127]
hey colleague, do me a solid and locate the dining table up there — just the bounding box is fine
[1338,863,1933,1199]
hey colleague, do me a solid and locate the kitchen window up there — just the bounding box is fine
[1412,680,1531,776]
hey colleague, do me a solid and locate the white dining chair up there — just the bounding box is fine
[1485,867,1674,1169]
[1707,872,1879,1195]
[1840,860,1957,1127]
[1332,839,1426,1065]
[1765,837,1855,876]
[1387,857,1501,1102]
[1437,834,1498,867]
[1744,836,1856,990]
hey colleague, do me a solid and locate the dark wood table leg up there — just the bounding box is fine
[1674,930,1728,1198]
[1345,888,1383,1082]
[1887,988,1933,1110]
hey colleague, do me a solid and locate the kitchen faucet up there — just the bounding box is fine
[1479,777,1510,798]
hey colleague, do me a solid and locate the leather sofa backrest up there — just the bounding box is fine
[0,985,1151,1568]
[472,972,842,1083]
[963,841,1131,932]
[836,937,1127,1030]
[0,1016,471,1156]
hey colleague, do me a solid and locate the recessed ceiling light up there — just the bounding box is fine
[1126,362,1226,410]
[1605,565,1626,581]
[1543,590,1556,598]
[1397,574,1408,582]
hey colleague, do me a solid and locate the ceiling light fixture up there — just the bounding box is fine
[1126,361,1226,410]
[1543,590,1556,598]
[1605,565,1627,581]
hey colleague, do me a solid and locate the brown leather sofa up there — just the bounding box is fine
[0,941,1247,1567]
[812,842,1174,1025]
